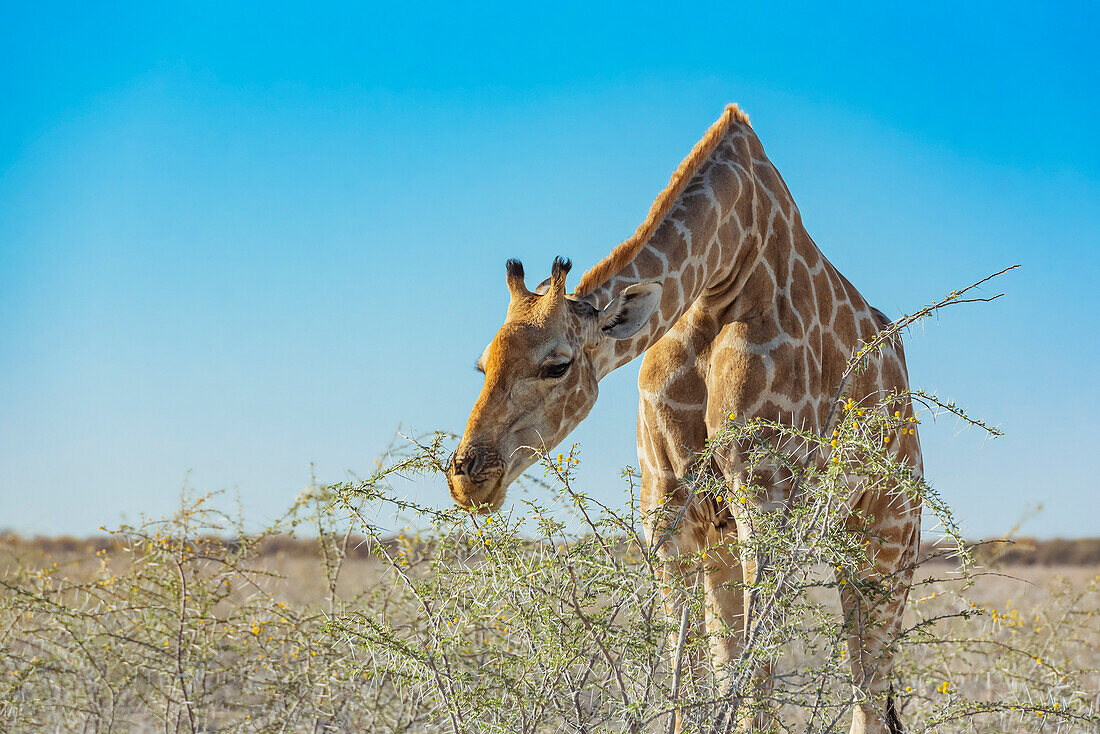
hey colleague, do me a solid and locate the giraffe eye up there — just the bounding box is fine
[542,361,571,379]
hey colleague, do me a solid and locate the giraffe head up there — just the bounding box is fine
[447,257,661,513]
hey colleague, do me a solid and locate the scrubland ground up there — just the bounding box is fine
[1,504,1097,733]
[1,376,1096,732]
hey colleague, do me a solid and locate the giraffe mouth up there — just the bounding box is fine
[446,474,505,514]
[446,448,507,513]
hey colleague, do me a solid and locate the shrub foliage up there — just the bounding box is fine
[2,270,1097,732]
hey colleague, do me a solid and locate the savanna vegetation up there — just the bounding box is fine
[2,271,1097,733]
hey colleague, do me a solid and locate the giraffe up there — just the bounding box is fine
[446,104,921,734]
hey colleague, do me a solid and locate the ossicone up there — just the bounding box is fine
[548,257,572,298]
[505,258,531,298]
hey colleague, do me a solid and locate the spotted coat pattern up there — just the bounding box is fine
[450,107,921,734]
[583,112,920,734]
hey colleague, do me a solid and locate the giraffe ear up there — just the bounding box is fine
[598,282,662,339]
[533,277,552,296]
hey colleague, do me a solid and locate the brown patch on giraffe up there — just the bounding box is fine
[807,322,823,352]
[740,263,778,312]
[714,213,744,256]
[821,335,848,394]
[881,356,905,394]
[631,246,663,278]
[705,226,726,264]
[771,342,808,403]
[704,228,754,305]
[659,275,680,314]
[804,350,822,397]
[715,347,767,413]
[873,543,902,565]
[793,228,820,269]
[681,263,698,300]
[859,361,881,389]
[734,170,756,229]
[660,220,691,266]
[750,312,782,344]
[833,303,857,348]
[814,268,835,320]
[753,163,791,215]
[576,103,752,296]
[768,217,792,286]
[776,299,804,341]
[707,153,742,210]
[838,272,863,307]
[668,367,706,405]
[640,335,691,388]
[857,313,879,341]
[681,192,719,247]
[791,259,813,313]
[779,259,813,340]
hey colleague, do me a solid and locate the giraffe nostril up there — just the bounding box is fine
[450,446,503,487]
[465,452,484,477]
[451,451,481,478]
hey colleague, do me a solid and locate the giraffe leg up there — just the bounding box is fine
[839,491,920,734]
[657,552,707,733]
[638,432,710,732]
[643,464,712,733]
[637,328,715,731]
[701,533,780,733]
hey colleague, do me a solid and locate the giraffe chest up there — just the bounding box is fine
[690,312,829,430]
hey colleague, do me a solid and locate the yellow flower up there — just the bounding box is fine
[894,411,901,417]
[883,435,891,444]
[728,411,736,421]
[830,439,837,447]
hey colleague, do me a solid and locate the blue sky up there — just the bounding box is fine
[2,2,1097,538]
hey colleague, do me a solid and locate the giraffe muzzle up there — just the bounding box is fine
[446,446,506,513]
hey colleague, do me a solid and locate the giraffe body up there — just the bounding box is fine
[448,106,921,734]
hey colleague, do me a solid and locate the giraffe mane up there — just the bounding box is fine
[574,103,751,297]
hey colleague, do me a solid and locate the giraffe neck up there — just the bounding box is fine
[585,123,783,379]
